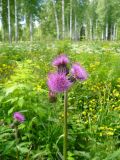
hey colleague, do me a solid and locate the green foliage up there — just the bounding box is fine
[0,41,120,159]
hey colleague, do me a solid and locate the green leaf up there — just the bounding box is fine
[0,96,3,102]
[4,97,18,104]
[17,146,29,154]
[3,141,15,154]
[74,151,90,159]
[5,85,18,96]
[8,107,15,115]
[104,149,120,160]
[18,97,24,107]
[17,142,31,154]
[18,123,26,130]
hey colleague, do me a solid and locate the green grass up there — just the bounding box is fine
[0,41,120,160]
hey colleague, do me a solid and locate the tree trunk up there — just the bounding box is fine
[30,14,33,42]
[62,0,65,39]
[111,25,115,41]
[89,19,92,40]
[74,14,77,40]
[79,27,81,40]
[66,15,69,38]
[52,0,59,40]
[95,20,98,40]
[14,0,18,42]
[105,23,108,40]
[108,22,112,40]
[70,0,72,40]
[8,0,12,43]
[0,0,4,41]
[113,24,116,41]
[85,24,88,40]
[101,30,104,40]
[110,25,113,40]
[115,25,118,40]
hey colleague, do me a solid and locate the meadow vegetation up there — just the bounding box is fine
[0,40,120,160]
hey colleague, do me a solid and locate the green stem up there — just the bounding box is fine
[15,126,19,160]
[63,91,68,160]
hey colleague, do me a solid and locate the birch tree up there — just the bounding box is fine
[74,14,77,40]
[8,0,12,43]
[52,0,59,40]
[0,0,4,41]
[62,0,65,39]
[30,13,33,41]
[70,0,72,39]
[14,0,18,42]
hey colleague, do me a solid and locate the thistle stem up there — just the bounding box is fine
[63,91,68,160]
[15,126,19,160]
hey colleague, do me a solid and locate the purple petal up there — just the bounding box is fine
[52,54,69,67]
[47,73,71,93]
[13,112,25,122]
[71,63,88,81]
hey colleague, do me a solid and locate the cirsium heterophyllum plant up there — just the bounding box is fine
[13,112,25,160]
[47,54,88,160]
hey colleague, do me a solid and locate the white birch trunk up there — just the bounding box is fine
[74,14,77,40]
[66,15,69,37]
[52,0,59,40]
[115,25,118,40]
[113,24,116,41]
[30,14,33,42]
[101,30,104,40]
[70,0,72,39]
[85,24,88,40]
[0,0,4,41]
[109,25,112,41]
[62,0,65,39]
[110,26,112,41]
[8,0,12,43]
[79,27,81,40]
[95,20,98,40]
[105,23,108,40]
[14,0,18,42]
[89,19,92,40]
[112,24,116,41]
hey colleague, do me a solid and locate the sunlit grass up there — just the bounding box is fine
[0,41,120,159]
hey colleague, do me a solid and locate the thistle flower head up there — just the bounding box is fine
[47,73,71,93]
[13,112,25,122]
[52,54,69,67]
[52,54,69,74]
[71,63,88,81]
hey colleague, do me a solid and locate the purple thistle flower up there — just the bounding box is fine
[47,73,71,93]
[13,112,25,122]
[52,54,69,67]
[71,63,88,81]
[52,54,69,74]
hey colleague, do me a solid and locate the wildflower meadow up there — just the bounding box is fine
[0,40,120,160]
